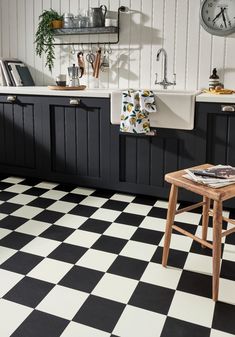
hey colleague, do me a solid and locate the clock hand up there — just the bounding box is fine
[221,7,227,28]
[212,8,223,23]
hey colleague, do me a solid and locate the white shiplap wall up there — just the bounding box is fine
[0,0,235,89]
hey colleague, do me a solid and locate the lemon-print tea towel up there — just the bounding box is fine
[120,90,157,134]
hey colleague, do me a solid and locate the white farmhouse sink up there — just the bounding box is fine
[111,90,201,130]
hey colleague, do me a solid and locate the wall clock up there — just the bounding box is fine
[200,0,235,36]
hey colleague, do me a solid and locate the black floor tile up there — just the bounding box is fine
[48,243,87,264]
[1,251,43,274]
[92,235,127,254]
[39,225,74,242]
[60,193,86,204]
[23,187,48,196]
[0,191,17,201]
[91,189,116,198]
[212,301,235,335]
[0,232,34,250]
[151,247,188,269]
[190,240,213,257]
[54,183,77,192]
[69,204,97,217]
[220,260,235,281]
[131,228,164,245]
[132,195,157,206]
[0,182,13,190]
[161,317,211,337]
[177,270,212,298]
[79,218,111,234]
[11,310,69,337]
[173,221,197,236]
[0,202,21,214]
[108,256,148,280]
[0,215,26,230]
[101,200,128,211]
[59,266,104,293]
[28,197,55,209]
[20,177,42,186]
[4,277,54,308]
[115,212,144,226]
[34,210,63,224]
[129,282,174,315]
[73,295,125,333]
[147,207,168,219]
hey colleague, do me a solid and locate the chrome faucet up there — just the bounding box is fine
[155,48,176,89]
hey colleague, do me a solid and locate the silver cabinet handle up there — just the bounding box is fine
[7,95,17,103]
[69,98,80,106]
[221,105,235,112]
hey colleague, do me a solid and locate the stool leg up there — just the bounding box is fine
[212,200,222,301]
[162,184,178,267]
[201,196,210,247]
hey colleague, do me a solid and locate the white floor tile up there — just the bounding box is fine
[15,219,51,236]
[12,205,43,219]
[0,228,12,240]
[141,262,182,289]
[40,190,67,200]
[168,291,215,328]
[61,322,110,337]
[21,237,61,257]
[28,258,73,283]
[0,213,7,221]
[35,182,58,189]
[47,200,77,213]
[90,208,121,222]
[0,269,24,297]
[4,184,31,194]
[159,233,193,252]
[1,177,25,184]
[55,214,87,229]
[210,329,235,337]
[184,252,213,275]
[222,243,235,262]
[103,222,137,240]
[7,194,37,205]
[110,193,135,203]
[0,299,32,337]
[92,273,138,303]
[123,203,152,216]
[139,216,166,232]
[76,249,117,272]
[175,211,201,225]
[71,187,95,196]
[218,278,235,305]
[64,229,100,248]
[113,305,166,337]
[0,246,17,264]
[37,285,88,320]
[120,240,156,261]
[80,196,108,208]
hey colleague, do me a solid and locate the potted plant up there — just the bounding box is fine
[35,9,63,72]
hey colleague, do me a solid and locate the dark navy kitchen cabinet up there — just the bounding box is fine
[0,95,43,176]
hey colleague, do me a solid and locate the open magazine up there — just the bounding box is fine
[183,165,235,188]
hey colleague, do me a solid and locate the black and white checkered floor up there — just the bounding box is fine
[0,175,234,337]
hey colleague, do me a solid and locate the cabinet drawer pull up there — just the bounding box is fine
[7,95,17,103]
[69,98,80,106]
[221,105,235,112]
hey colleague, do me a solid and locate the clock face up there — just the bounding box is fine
[200,0,235,36]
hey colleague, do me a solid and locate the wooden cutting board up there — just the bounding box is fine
[48,85,86,90]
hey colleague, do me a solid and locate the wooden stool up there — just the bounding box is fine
[162,164,235,301]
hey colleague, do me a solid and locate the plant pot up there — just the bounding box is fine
[51,20,63,29]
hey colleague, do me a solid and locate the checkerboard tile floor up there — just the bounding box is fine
[0,175,234,337]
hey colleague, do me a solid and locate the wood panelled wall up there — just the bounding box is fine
[0,0,235,89]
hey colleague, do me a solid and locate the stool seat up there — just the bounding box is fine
[162,164,235,301]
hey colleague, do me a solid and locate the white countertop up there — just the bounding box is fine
[0,86,114,98]
[196,92,235,103]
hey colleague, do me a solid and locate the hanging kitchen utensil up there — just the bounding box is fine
[77,51,85,77]
[86,47,96,70]
[93,48,102,78]
[89,5,107,27]
[100,49,109,72]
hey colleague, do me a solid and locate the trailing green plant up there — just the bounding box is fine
[35,9,63,72]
